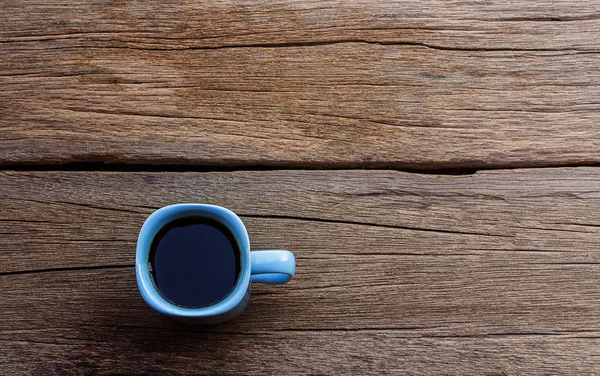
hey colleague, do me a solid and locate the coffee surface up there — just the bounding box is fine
[149,217,241,308]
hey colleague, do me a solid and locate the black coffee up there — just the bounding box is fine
[149,216,241,308]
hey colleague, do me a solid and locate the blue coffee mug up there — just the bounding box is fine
[136,204,295,324]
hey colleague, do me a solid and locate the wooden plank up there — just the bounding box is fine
[2,324,599,375]
[1,1,600,168]
[1,169,599,373]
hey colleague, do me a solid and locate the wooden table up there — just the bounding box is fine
[1,1,600,374]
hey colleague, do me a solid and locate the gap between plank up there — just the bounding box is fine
[3,161,600,175]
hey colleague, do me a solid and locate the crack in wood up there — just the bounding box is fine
[0,264,133,277]
[8,197,149,215]
[239,213,512,238]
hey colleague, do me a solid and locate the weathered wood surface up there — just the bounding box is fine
[1,169,599,374]
[2,1,600,168]
[2,0,600,374]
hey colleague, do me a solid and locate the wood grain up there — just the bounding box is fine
[2,1,600,168]
[1,168,599,374]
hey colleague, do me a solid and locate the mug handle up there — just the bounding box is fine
[250,250,295,284]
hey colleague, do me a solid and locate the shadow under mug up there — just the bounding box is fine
[136,204,295,325]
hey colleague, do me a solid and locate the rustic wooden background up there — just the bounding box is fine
[1,1,599,375]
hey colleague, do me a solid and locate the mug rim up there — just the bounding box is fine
[136,204,251,317]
